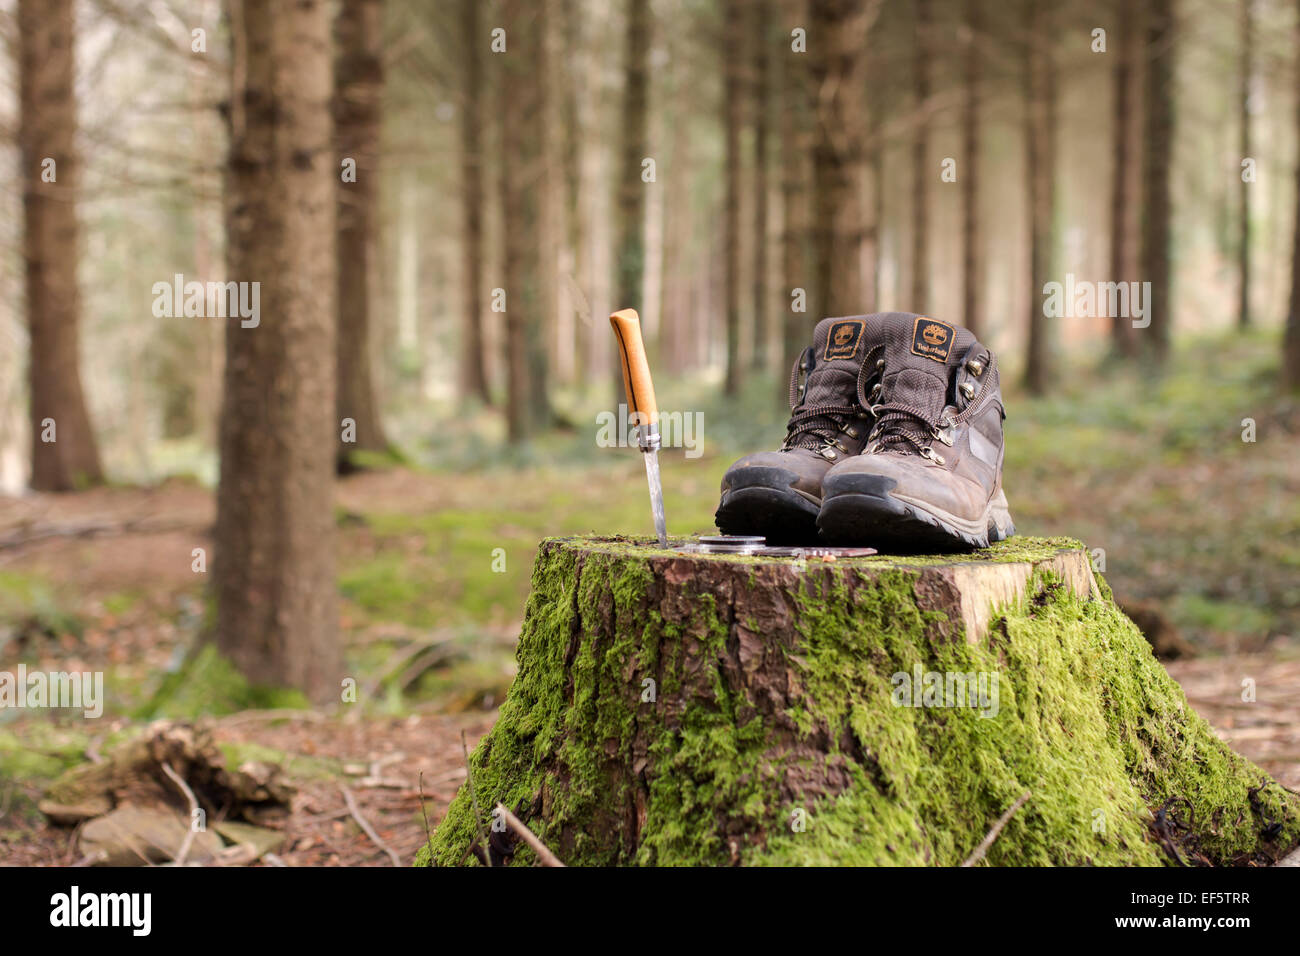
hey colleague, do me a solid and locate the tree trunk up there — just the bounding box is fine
[1141,0,1175,363]
[556,0,585,387]
[723,0,744,395]
[18,0,104,491]
[500,0,550,440]
[1109,0,1140,358]
[615,0,651,400]
[780,0,812,379]
[911,0,930,311]
[215,0,340,701]
[419,535,1300,866]
[1023,0,1056,395]
[960,0,980,335]
[810,0,869,320]
[335,0,389,468]
[459,0,492,406]
[1237,0,1254,331]
[751,0,773,372]
[1284,0,1300,390]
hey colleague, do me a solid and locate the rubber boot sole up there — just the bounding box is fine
[818,486,1016,552]
[715,471,822,546]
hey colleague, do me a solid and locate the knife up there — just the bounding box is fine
[610,308,668,548]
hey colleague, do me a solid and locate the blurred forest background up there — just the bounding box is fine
[2,0,1300,864]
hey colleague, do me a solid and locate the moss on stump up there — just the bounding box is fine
[417,535,1299,866]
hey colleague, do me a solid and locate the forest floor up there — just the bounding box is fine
[1,331,1298,865]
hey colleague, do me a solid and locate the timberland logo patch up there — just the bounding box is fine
[911,317,954,363]
[824,320,864,360]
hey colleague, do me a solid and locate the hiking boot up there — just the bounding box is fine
[715,315,880,544]
[818,313,1016,551]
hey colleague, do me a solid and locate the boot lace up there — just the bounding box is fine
[857,350,1001,461]
[780,347,867,452]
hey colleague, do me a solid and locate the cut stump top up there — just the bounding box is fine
[553,534,1100,644]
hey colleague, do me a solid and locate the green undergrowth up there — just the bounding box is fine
[418,536,1299,867]
[136,643,311,719]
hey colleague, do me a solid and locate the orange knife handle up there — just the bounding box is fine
[609,308,659,428]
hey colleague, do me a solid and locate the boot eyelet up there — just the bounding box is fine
[876,359,885,370]
[921,447,945,466]
[966,360,984,376]
[959,382,975,401]
[869,383,882,402]
[820,447,838,461]
[842,425,858,438]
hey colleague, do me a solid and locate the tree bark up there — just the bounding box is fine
[556,0,585,387]
[215,0,340,702]
[459,0,492,406]
[500,0,550,439]
[420,535,1299,867]
[960,0,980,335]
[615,0,651,400]
[780,0,812,379]
[1237,0,1254,331]
[724,0,744,395]
[1284,0,1300,390]
[810,0,870,320]
[911,0,930,311]
[1109,0,1140,358]
[751,0,773,372]
[1023,0,1056,395]
[335,0,389,468]
[1141,0,1175,363]
[18,0,104,491]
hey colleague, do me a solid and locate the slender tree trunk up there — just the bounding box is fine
[18,0,104,491]
[335,0,389,468]
[215,0,340,700]
[1024,0,1056,395]
[751,0,773,372]
[460,0,492,405]
[960,0,980,335]
[557,0,584,386]
[1237,0,1254,331]
[1109,0,1140,358]
[867,50,884,310]
[724,0,744,395]
[615,0,651,400]
[1283,0,1300,389]
[501,0,550,439]
[1141,0,1175,363]
[780,0,812,374]
[911,0,930,311]
[810,0,869,320]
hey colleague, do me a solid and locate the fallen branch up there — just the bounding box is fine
[494,803,564,867]
[341,786,402,867]
[160,761,201,866]
[961,791,1031,867]
[460,729,490,867]
[417,772,435,862]
[0,517,199,551]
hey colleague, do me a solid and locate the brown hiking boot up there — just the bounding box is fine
[818,313,1016,551]
[715,315,880,544]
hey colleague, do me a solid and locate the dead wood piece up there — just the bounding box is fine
[341,786,402,866]
[494,803,565,867]
[961,791,1032,867]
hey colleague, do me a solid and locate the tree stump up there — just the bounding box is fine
[418,535,1299,867]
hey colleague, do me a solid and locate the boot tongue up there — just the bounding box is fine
[802,315,872,406]
[784,315,873,451]
[877,314,972,422]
